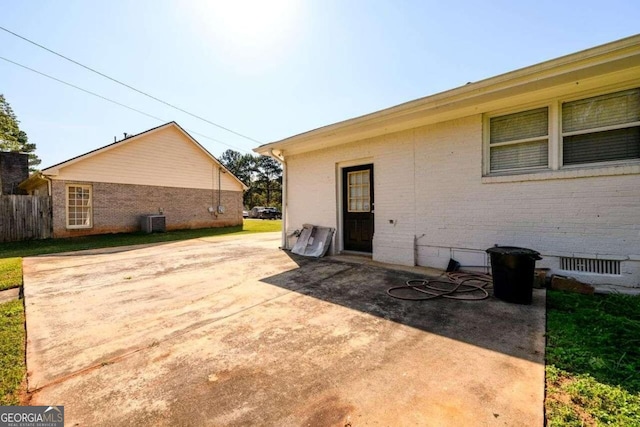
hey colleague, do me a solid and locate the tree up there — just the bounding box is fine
[254,156,282,207]
[219,149,254,185]
[0,94,41,171]
[219,150,282,209]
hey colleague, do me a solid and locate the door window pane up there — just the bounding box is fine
[347,170,370,212]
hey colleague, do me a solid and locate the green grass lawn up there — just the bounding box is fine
[546,290,640,426]
[0,219,282,259]
[0,258,22,291]
[0,300,25,405]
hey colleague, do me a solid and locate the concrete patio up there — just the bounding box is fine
[22,232,545,426]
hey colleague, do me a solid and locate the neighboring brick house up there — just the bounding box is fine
[255,35,640,290]
[20,122,247,238]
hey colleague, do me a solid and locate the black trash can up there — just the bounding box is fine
[486,246,542,305]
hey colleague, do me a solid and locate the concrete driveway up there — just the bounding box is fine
[23,232,545,426]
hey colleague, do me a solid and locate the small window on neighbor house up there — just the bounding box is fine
[347,170,370,212]
[66,185,92,229]
[489,107,549,172]
[562,88,640,166]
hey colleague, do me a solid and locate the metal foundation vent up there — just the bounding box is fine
[560,257,621,275]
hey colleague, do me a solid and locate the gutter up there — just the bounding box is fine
[17,172,52,195]
[35,173,53,196]
[268,149,288,250]
[43,174,52,196]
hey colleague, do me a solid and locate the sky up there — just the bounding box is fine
[1,0,639,168]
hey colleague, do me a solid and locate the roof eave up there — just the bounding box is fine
[18,173,48,191]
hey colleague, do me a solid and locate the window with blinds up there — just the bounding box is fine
[489,107,549,172]
[562,88,640,166]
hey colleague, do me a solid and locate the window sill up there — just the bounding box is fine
[66,226,93,230]
[482,163,640,183]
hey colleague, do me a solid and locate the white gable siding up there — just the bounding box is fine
[285,115,640,288]
[51,126,242,191]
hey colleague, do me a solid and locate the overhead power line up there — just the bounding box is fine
[0,25,262,145]
[0,55,251,153]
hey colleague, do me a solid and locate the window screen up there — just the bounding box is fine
[489,107,549,171]
[490,141,549,171]
[490,107,549,143]
[562,88,640,165]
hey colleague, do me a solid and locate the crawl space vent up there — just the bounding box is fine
[560,257,620,275]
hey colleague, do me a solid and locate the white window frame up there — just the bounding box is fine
[483,103,553,176]
[66,184,93,229]
[484,84,640,178]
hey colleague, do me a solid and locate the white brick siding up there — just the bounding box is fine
[286,114,640,288]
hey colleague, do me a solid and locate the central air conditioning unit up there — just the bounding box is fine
[141,215,166,233]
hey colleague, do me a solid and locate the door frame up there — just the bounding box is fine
[336,158,374,254]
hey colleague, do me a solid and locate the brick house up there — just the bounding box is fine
[255,35,640,291]
[20,122,247,238]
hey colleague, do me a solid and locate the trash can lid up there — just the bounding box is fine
[486,246,541,257]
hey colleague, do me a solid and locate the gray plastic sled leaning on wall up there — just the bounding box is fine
[291,224,335,258]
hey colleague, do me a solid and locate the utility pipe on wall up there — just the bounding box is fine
[211,165,217,217]
[269,149,287,249]
[42,174,52,196]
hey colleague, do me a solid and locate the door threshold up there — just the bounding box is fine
[340,250,373,258]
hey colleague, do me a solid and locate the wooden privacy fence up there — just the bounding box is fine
[0,195,52,242]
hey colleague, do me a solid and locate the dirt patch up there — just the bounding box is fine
[546,373,596,426]
[301,395,355,427]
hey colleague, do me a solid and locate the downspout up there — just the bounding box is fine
[42,174,52,196]
[269,149,287,250]
[211,165,217,217]
[41,174,53,237]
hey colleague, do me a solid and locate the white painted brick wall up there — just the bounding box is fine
[286,139,374,251]
[285,114,640,288]
[370,131,416,265]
